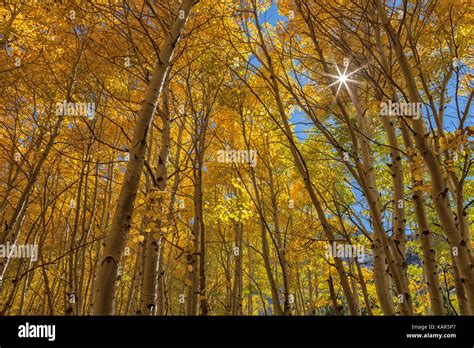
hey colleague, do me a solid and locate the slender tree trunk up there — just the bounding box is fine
[355,259,373,316]
[268,160,291,314]
[231,221,243,315]
[249,170,283,315]
[328,275,341,315]
[141,83,172,315]
[92,0,195,315]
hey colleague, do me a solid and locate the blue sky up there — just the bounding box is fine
[258,0,472,139]
[260,1,285,26]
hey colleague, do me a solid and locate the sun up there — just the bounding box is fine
[322,60,365,98]
[338,74,348,84]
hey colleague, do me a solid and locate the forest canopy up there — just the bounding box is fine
[0,0,472,316]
